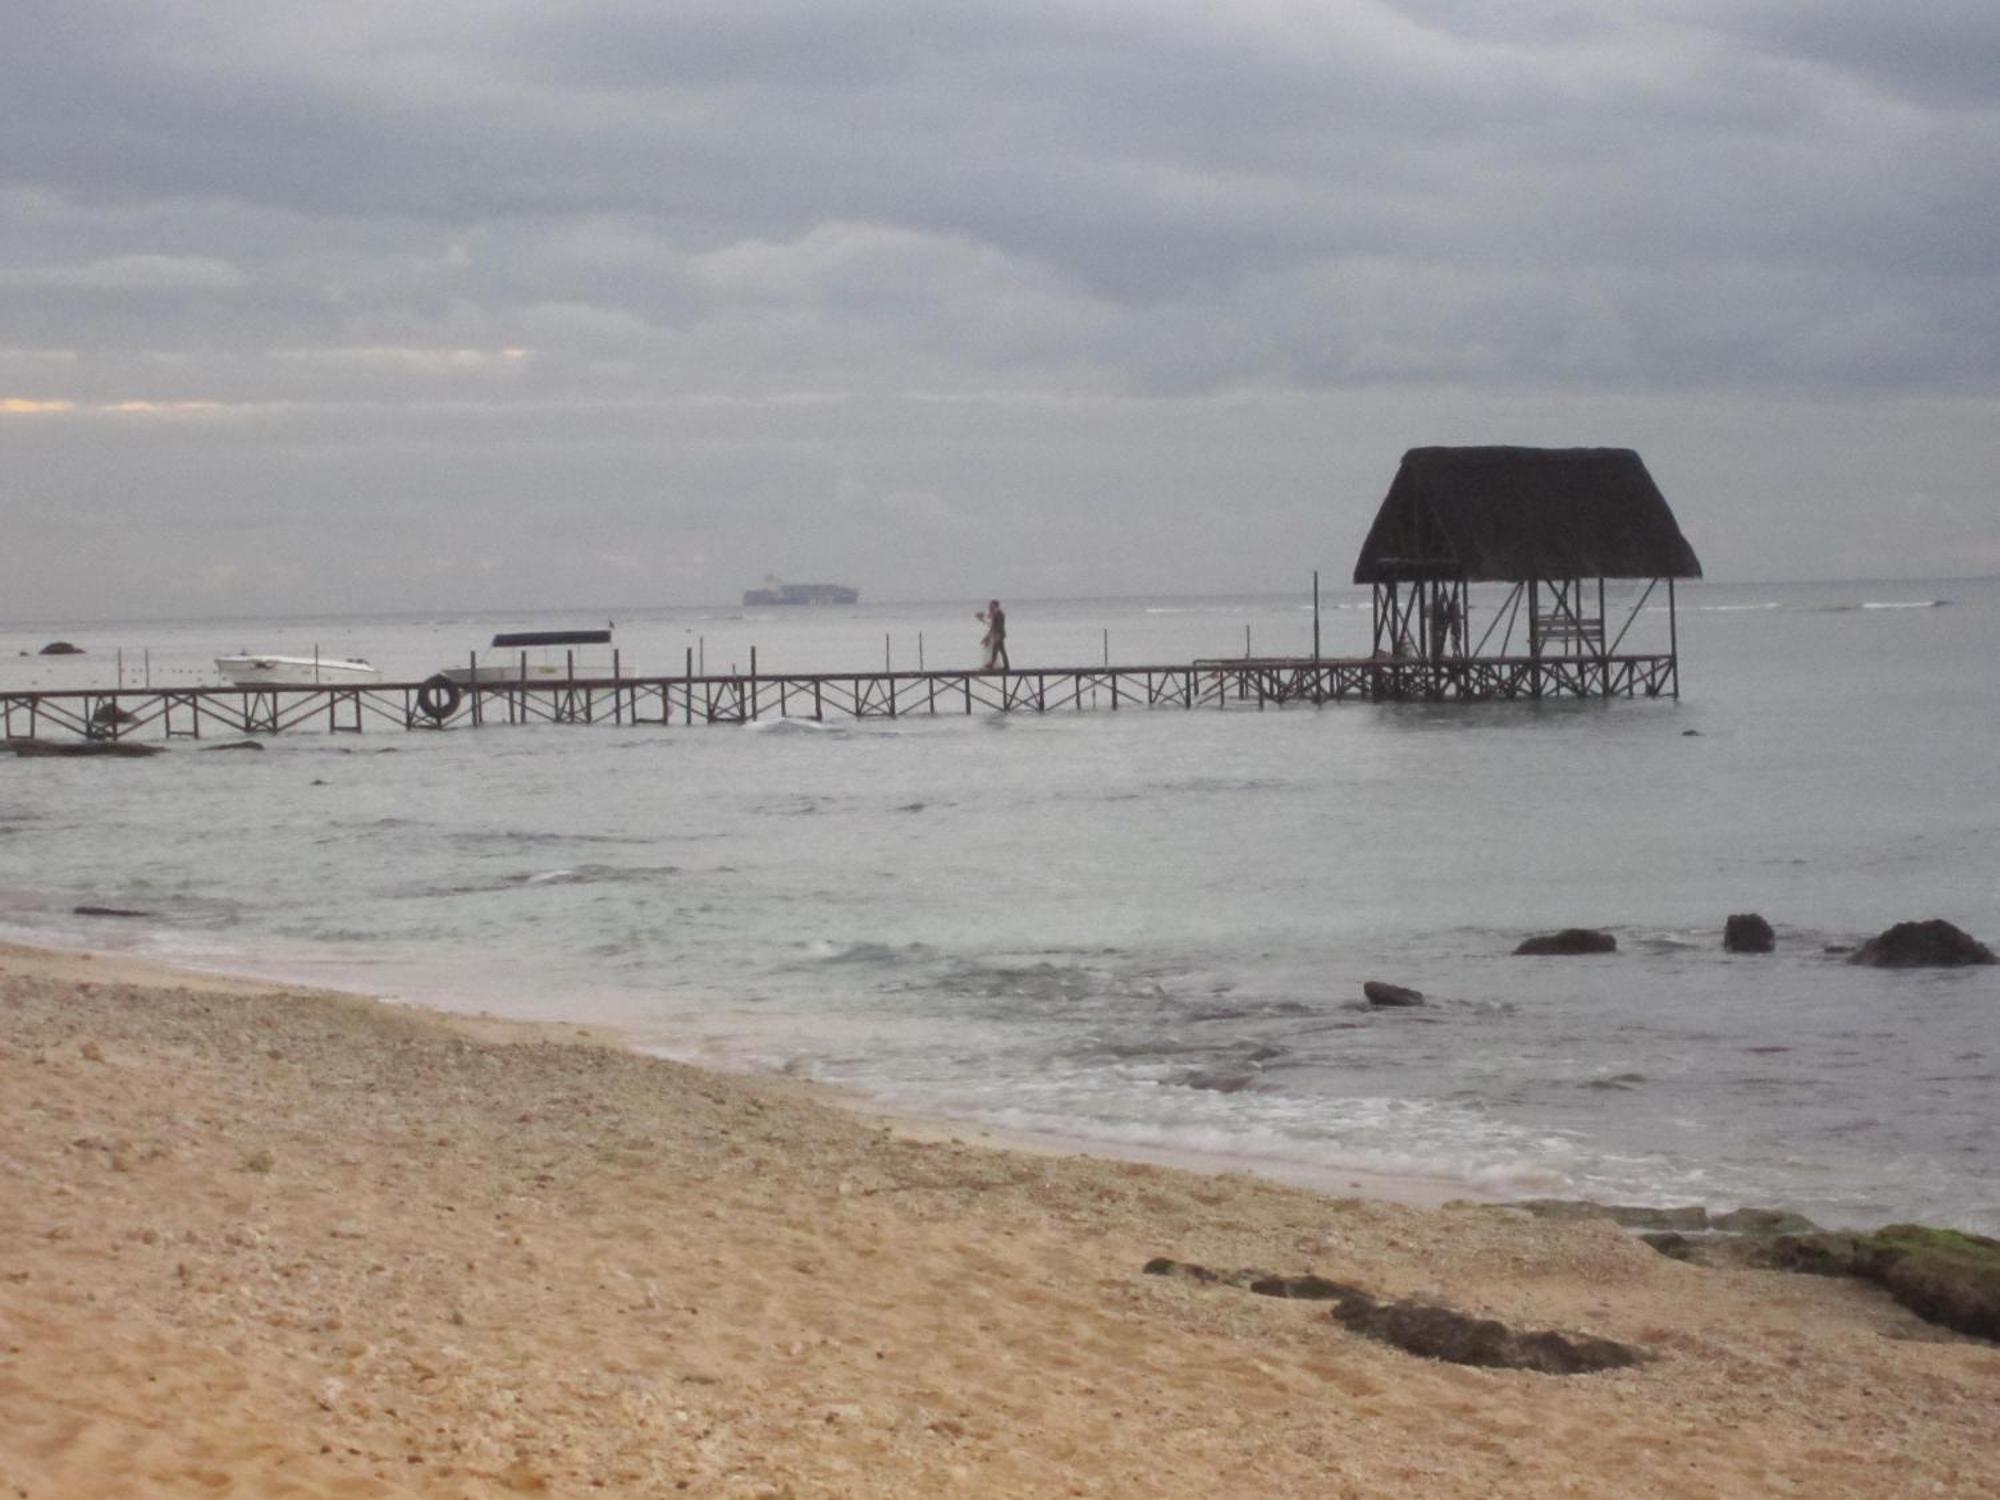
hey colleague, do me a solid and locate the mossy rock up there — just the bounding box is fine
[1516,1199,1709,1231]
[1709,1206,1820,1236]
[1731,1226,2000,1342]
[1875,1223,2000,1259]
[1873,1225,2000,1342]
[1743,1232,1877,1278]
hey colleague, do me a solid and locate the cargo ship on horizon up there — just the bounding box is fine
[742,578,860,607]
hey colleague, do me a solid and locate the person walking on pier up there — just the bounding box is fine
[977,600,1010,671]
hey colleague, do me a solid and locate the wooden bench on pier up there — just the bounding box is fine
[1533,614,1604,651]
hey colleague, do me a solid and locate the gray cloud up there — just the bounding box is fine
[3,1,1997,616]
[1696,0,2000,110]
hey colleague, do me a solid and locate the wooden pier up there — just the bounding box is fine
[3,446,1710,747]
[1,651,1680,744]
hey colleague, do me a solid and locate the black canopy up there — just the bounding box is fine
[1352,447,1703,584]
[489,629,613,648]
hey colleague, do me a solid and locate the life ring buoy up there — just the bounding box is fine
[416,673,463,721]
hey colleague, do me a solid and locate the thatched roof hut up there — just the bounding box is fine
[1352,447,1702,584]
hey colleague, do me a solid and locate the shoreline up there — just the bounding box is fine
[825,1095,1502,1212]
[5,938,1996,1497]
[4,929,1505,1213]
[13,922,1993,1234]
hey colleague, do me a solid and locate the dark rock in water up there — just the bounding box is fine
[1329,1293,1647,1374]
[1581,1072,1646,1091]
[1363,980,1425,1007]
[1724,913,1776,954]
[1514,928,1617,956]
[89,702,138,726]
[38,641,85,655]
[200,739,266,752]
[1516,1199,1709,1232]
[73,905,154,919]
[7,739,162,758]
[1173,1067,1259,1094]
[1681,729,1702,737]
[1848,919,1995,968]
[1823,944,1853,955]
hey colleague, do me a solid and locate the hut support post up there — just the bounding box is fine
[1668,577,1680,698]
[1528,578,1543,699]
[1597,578,1610,696]
[1312,571,1321,663]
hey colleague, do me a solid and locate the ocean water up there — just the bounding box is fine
[3,581,1996,1232]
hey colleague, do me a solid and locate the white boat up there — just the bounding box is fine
[439,628,614,684]
[216,653,381,687]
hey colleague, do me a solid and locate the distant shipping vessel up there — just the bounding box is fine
[742,580,860,607]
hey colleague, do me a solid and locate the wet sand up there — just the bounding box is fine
[2,941,1993,1497]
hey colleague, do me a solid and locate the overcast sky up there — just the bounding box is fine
[4,1,1997,619]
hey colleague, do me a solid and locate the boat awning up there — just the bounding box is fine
[488,629,613,648]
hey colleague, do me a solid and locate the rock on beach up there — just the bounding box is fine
[1647,1223,2000,1342]
[1328,1292,1649,1375]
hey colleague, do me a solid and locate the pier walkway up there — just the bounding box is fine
[3,652,1678,743]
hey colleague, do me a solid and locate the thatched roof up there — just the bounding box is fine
[1352,447,1703,584]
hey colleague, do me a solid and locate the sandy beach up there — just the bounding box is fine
[2,942,1993,1498]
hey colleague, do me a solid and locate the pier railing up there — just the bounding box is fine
[1,652,1679,743]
